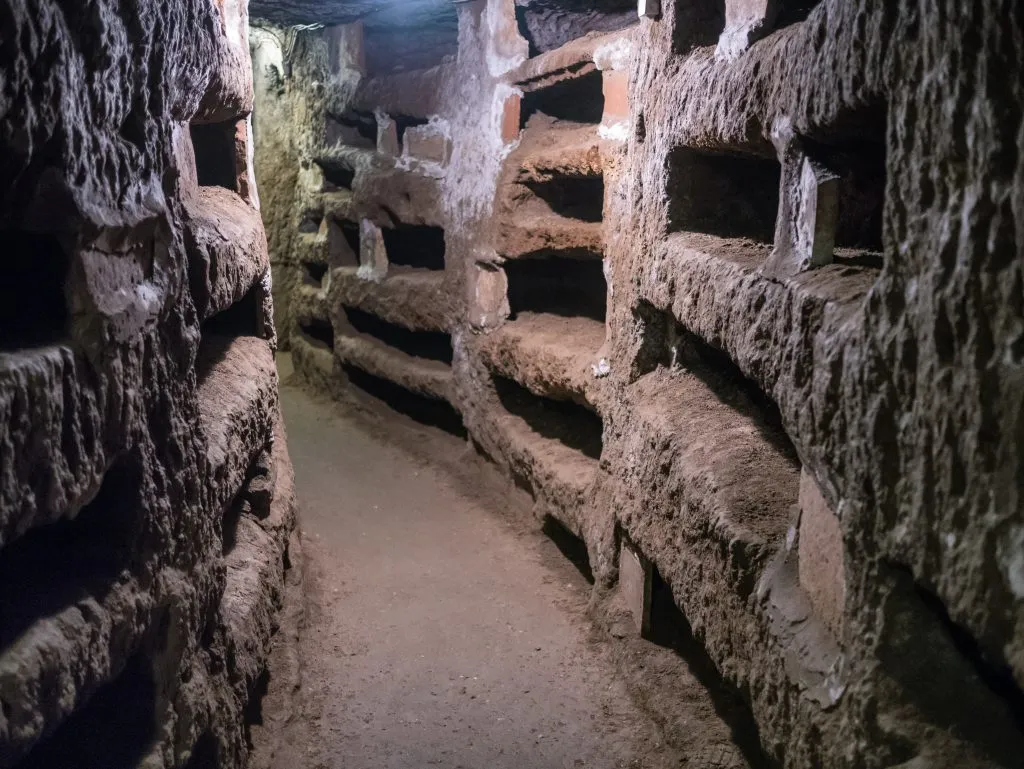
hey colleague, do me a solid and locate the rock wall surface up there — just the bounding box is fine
[257,0,1024,767]
[0,1,296,767]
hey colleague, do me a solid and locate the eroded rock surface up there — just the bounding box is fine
[257,0,1024,767]
[0,1,296,767]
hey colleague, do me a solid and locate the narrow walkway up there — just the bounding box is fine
[258,358,678,769]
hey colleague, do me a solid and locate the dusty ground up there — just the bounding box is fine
[250,354,683,769]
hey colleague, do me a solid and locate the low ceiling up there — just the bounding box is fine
[249,0,456,31]
[250,0,460,74]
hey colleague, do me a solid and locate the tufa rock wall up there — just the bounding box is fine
[257,0,1024,767]
[0,0,297,767]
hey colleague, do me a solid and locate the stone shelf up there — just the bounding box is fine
[509,29,629,91]
[196,335,278,515]
[513,117,603,181]
[0,347,110,550]
[477,312,605,407]
[496,213,604,259]
[183,186,269,324]
[622,367,799,573]
[491,404,600,540]
[331,267,450,333]
[334,332,453,403]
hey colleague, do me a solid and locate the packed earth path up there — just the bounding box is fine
[248,355,685,769]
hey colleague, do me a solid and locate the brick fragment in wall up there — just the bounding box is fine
[500,92,521,144]
[798,469,845,640]
[404,124,452,165]
[602,70,629,122]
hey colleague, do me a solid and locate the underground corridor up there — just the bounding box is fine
[1,1,1024,769]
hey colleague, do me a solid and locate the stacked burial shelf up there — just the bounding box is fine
[621,26,888,720]
[295,98,463,433]
[0,55,290,769]
[478,32,625,540]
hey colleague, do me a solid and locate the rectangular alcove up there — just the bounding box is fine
[0,231,70,351]
[190,120,240,191]
[493,374,604,461]
[505,253,607,323]
[328,219,361,268]
[524,174,605,223]
[0,454,143,652]
[633,302,796,461]
[520,70,606,127]
[343,306,453,365]
[666,146,781,247]
[297,317,336,352]
[381,224,446,271]
[326,111,377,149]
[342,364,466,437]
[196,282,266,385]
[515,0,636,57]
[301,260,329,288]
[17,647,157,769]
[807,136,887,269]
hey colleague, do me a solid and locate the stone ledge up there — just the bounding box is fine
[334,332,453,403]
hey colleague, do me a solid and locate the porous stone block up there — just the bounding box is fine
[763,133,839,279]
[717,0,780,60]
[377,115,400,156]
[797,469,845,639]
[637,0,661,19]
[404,123,451,165]
[470,261,510,330]
[358,219,387,280]
[619,538,652,636]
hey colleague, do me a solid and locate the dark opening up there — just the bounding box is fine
[672,0,725,55]
[913,585,1024,735]
[667,147,781,243]
[328,219,361,268]
[343,306,453,365]
[190,121,239,191]
[298,318,335,351]
[302,261,329,287]
[381,224,446,271]
[542,515,594,584]
[181,733,219,769]
[493,375,603,460]
[521,70,605,126]
[16,649,157,769]
[514,0,636,56]
[319,161,356,192]
[0,454,143,651]
[505,254,607,321]
[326,112,377,149]
[525,175,604,222]
[394,115,430,149]
[633,303,799,462]
[201,282,263,339]
[297,214,321,234]
[877,567,1024,765]
[0,231,70,351]
[647,565,775,768]
[343,364,467,437]
[804,137,886,257]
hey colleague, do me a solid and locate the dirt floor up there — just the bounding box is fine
[247,355,737,769]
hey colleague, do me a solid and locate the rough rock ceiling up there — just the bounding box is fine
[249,0,456,30]
[250,0,459,74]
